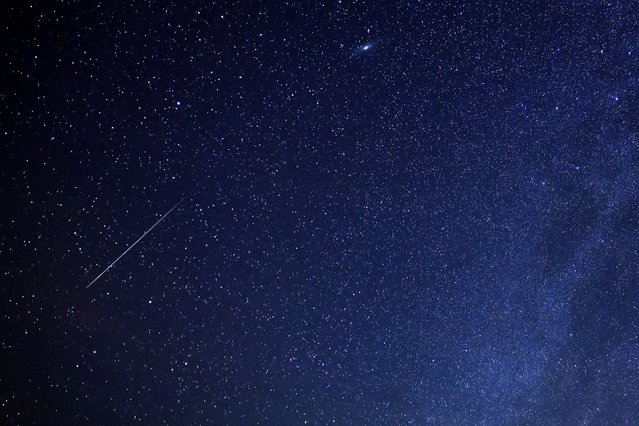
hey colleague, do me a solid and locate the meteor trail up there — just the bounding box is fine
[85,198,184,289]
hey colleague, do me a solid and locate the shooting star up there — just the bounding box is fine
[85,198,184,289]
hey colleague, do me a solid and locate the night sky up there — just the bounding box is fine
[2,1,639,424]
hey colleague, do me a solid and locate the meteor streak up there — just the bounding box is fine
[85,198,184,289]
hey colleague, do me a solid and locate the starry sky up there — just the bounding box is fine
[2,0,639,424]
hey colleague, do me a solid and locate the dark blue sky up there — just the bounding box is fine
[2,0,639,424]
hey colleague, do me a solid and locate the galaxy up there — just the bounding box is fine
[2,1,639,424]
[355,42,376,53]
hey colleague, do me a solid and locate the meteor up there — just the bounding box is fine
[85,198,184,289]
